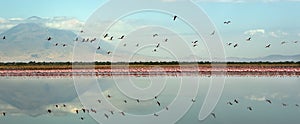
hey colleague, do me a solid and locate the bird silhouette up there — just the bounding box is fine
[227,101,233,106]
[224,21,231,24]
[47,109,52,113]
[282,103,288,107]
[82,108,86,113]
[165,38,168,42]
[47,37,52,41]
[246,37,251,41]
[156,43,160,48]
[104,34,109,38]
[107,51,112,55]
[2,36,5,40]
[153,49,157,52]
[154,113,159,117]
[104,113,109,119]
[120,112,125,116]
[247,107,253,111]
[98,100,102,103]
[211,30,215,36]
[110,110,114,115]
[136,43,139,47]
[153,34,159,37]
[266,99,272,104]
[97,46,101,50]
[80,30,84,33]
[294,41,298,43]
[173,15,178,21]
[234,99,239,104]
[123,43,127,47]
[118,35,125,39]
[154,96,158,99]
[80,117,84,120]
[211,113,216,118]
[265,44,271,48]
[91,109,97,113]
[74,37,79,41]
[192,99,196,103]
[137,99,140,103]
[227,43,232,46]
[54,43,59,46]
[55,105,59,108]
[124,100,127,103]
[165,106,169,111]
[63,44,67,47]
[62,104,67,107]
[109,36,113,40]
[233,44,238,48]
[281,41,288,45]
[107,94,112,98]
[192,40,198,44]
[75,110,79,114]
[157,101,161,106]
[2,112,6,116]
[296,104,299,107]
[91,38,97,42]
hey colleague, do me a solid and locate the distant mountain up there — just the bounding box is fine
[0,23,115,62]
[227,54,300,62]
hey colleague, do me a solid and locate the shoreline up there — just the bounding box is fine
[0,65,299,77]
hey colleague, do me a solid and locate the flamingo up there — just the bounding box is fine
[246,37,251,41]
[104,113,109,119]
[47,109,52,113]
[47,37,52,41]
[173,15,178,21]
[104,34,109,38]
[157,101,161,106]
[247,106,253,111]
[211,30,215,36]
[265,44,271,48]
[234,99,239,104]
[118,35,125,39]
[211,113,216,118]
[233,43,238,48]
[266,99,272,104]
[227,101,233,106]
[224,21,231,24]
[120,112,125,116]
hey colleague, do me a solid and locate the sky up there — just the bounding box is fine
[0,0,300,61]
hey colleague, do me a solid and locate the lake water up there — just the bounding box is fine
[0,76,299,124]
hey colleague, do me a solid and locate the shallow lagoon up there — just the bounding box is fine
[0,76,299,124]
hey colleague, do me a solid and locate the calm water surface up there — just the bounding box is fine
[0,76,299,124]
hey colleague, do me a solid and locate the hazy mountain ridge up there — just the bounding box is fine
[0,22,299,62]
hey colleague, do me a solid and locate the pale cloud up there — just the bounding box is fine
[268,30,288,38]
[245,95,266,101]
[244,29,265,36]
[45,17,84,31]
[0,16,84,33]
